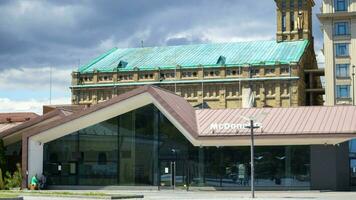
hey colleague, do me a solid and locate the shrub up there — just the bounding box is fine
[4,163,22,189]
[0,139,6,173]
[0,168,4,189]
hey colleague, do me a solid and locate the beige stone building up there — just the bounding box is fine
[71,0,323,109]
[318,0,356,105]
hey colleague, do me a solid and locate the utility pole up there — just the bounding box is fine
[49,66,52,105]
[353,65,355,106]
[174,66,177,94]
[201,65,204,109]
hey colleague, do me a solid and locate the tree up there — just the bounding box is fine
[4,163,22,189]
[0,139,6,190]
[0,168,4,189]
[0,139,6,173]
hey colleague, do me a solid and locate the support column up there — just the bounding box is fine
[275,82,282,107]
[219,87,226,108]
[260,82,266,107]
[198,147,205,186]
[153,107,159,186]
[311,143,350,190]
[28,138,44,185]
[285,146,292,188]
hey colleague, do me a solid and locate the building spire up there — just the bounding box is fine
[275,0,314,42]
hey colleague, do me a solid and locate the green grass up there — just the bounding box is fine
[0,190,141,198]
[0,190,108,197]
[0,193,18,198]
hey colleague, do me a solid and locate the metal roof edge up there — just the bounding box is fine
[296,40,310,64]
[79,47,118,73]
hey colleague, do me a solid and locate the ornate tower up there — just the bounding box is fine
[275,0,315,42]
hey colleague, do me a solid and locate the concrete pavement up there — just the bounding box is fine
[20,190,356,200]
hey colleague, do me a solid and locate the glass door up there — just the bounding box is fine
[159,160,176,189]
[350,159,356,186]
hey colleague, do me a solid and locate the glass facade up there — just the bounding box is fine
[349,140,356,186]
[43,104,311,188]
[5,141,21,173]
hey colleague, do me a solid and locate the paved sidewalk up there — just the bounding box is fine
[21,190,356,200]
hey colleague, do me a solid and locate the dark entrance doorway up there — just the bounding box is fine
[159,159,187,189]
[159,160,176,189]
[350,158,356,187]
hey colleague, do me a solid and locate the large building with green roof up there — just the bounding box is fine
[71,0,324,109]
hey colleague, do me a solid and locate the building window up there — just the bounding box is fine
[265,68,275,75]
[334,22,349,36]
[281,66,290,74]
[99,75,112,82]
[119,74,133,81]
[168,72,175,78]
[282,0,286,9]
[298,0,303,10]
[182,70,198,78]
[250,68,259,77]
[290,12,295,30]
[334,0,347,12]
[290,1,295,30]
[161,72,175,79]
[226,69,241,76]
[182,71,191,78]
[81,76,93,82]
[336,85,350,98]
[204,70,219,77]
[335,43,349,57]
[336,64,349,78]
[281,0,286,32]
[140,73,154,80]
[282,13,286,32]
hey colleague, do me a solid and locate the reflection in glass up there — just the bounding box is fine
[78,117,118,185]
[43,104,311,188]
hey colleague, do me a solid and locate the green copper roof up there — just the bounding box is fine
[78,40,309,74]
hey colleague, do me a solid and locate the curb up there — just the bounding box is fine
[20,194,144,199]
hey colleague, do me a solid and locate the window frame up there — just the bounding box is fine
[336,85,351,98]
[334,22,349,36]
[336,64,350,78]
[334,0,348,12]
[335,43,349,57]
[282,12,287,32]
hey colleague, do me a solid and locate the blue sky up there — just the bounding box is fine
[0,0,323,114]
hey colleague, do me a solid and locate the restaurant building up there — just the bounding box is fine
[1,86,356,191]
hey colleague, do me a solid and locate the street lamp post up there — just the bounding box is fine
[250,119,255,198]
[246,119,260,199]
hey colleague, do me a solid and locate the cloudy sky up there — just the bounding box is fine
[0,0,323,114]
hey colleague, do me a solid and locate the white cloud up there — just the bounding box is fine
[316,50,325,69]
[0,67,72,114]
[0,67,71,91]
[0,97,70,114]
